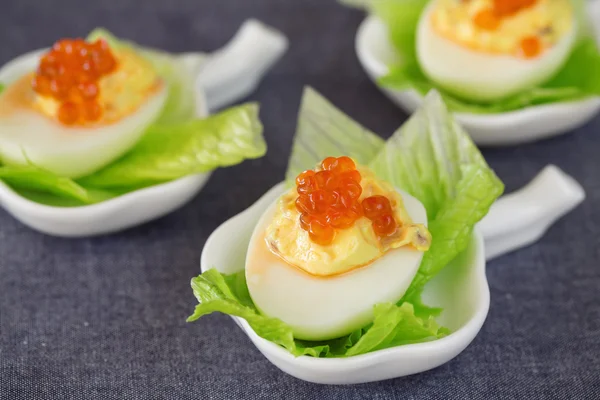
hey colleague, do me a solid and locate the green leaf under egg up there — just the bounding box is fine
[0,29,266,206]
[0,103,265,206]
[189,269,445,358]
[78,103,265,189]
[188,87,502,357]
[351,0,600,112]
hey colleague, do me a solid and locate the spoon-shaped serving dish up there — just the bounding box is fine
[355,1,600,146]
[0,19,288,237]
[200,165,585,384]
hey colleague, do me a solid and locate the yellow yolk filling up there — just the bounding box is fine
[31,45,162,125]
[265,165,431,277]
[431,0,574,57]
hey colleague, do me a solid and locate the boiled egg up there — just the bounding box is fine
[245,160,431,341]
[0,38,168,178]
[416,0,576,102]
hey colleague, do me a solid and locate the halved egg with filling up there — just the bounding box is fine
[416,0,577,102]
[245,157,432,341]
[0,37,168,178]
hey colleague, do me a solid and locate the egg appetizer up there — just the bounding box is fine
[0,30,268,207]
[357,0,600,112]
[246,157,432,340]
[418,0,576,101]
[0,37,168,178]
[188,88,503,358]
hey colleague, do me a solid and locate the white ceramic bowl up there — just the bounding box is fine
[355,1,600,146]
[0,19,288,237]
[199,165,584,384]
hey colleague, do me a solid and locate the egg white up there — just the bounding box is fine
[0,51,168,178]
[416,0,576,102]
[245,189,428,341]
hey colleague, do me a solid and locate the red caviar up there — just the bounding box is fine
[492,0,537,18]
[32,38,118,125]
[295,157,398,245]
[361,195,398,237]
[519,36,542,58]
[473,9,501,31]
[470,0,543,58]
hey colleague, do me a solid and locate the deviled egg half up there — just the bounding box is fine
[0,37,168,178]
[245,156,432,341]
[417,0,577,101]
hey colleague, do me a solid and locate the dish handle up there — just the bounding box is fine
[477,165,585,261]
[197,19,288,112]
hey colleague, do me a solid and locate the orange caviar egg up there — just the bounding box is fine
[32,37,119,125]
[519,36,541,59]
[372,214,397,237]
[361,195,398,238]
[473,9,500,31]
[295,157,398,245]
[308,219,335,246]
[57,102,80,125]
[361,195,392,219]
[295,157,363,245]
[81,100,103,122]
[492,0,537,18]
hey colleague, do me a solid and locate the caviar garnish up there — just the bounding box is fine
[361,195,398,238]
[295,157,399,245]
[470,0,543,58]
[519,36,542,59]
[492,0,537,18]
[32,38,118,125]
[295,156,363,246]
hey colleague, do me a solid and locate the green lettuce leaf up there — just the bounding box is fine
[189,87,502,357]
[0,165,97,204]
[361,0,600,113]
[0,104,265,205]
[285,87,385,182]
[369,91,503,298]
[78,103,265,188]
[87,28,204,123]
[188,269,446,358]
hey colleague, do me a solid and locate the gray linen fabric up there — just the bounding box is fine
[0,0,599,399]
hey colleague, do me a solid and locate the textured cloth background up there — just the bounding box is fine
[0,0,599,399]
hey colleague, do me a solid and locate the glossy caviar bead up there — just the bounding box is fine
[308,190,333,214]
[299,214,311,231]
[295,195,315,215]
[57,101,80,125]
[520,36,541,59]
[327,210,355,229]
[320,157,338,171]
[314,170,333,189]
[473,9,500,31]
[296,170,315,186]
[372,214,397,237]
[49,78,70,100]
[31,75,52,96]
[493,0,537,17]
[361,195,392,219]
[32,37,118,125]
[341,169,361,184]
[334,156,355,172]
[77,81,99,99]
[81,100,103,122]
[340,178,362,199]
[308,219,335,246]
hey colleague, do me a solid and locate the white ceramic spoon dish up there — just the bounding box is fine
[0,19,288,237]
[200,165,585,384]
[355,1,600,146]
